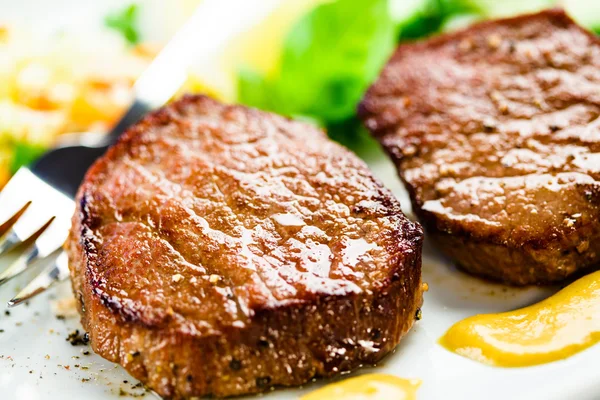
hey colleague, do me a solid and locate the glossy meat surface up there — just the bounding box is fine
[67,95,423,398]
[360,10,600,284]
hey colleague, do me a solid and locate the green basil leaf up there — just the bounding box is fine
[238,0,396,124]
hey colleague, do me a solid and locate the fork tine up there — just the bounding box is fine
[0,246,40,286]
[2,215,55,253]
[0,230,22,256]
[0,216,56,286]
[0,201,32,254]
[0,201,31,235]
[8,249,69,307]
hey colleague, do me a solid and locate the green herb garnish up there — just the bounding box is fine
[238,0,396,153]
[9,140,47,174]
[237,0,600,155]
[105,3,141,45]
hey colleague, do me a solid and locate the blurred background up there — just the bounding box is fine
[1,0,599,188]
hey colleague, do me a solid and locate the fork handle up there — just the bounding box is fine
[101,0,283,147]
[102,99,153,146]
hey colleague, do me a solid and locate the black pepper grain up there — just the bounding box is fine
[415,308,423,321]
[508,40,516,53]
[66,330,90,346]
[229,358,242,371]
[482,122,495,133]
[371,328,382,340]
[256,376,271,389]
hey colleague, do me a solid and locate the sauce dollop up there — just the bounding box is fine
[300,374,421,400]
[440,270,600,367]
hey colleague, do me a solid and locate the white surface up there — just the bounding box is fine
[1,1,599,399]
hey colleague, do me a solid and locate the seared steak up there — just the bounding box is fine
[359,9,600,285]
[67,95,423,398]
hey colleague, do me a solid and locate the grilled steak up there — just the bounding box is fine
[359,9,600,285]
[67,95,423,398]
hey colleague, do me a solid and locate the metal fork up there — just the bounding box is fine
[0,0,282,307]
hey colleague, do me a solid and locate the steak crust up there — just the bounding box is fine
[67,95,423,398]
[359,9,600,285]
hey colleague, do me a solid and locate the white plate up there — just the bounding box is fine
[1,2,599,399]
[1,154,599,400]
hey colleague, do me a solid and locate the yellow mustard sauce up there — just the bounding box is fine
[440,270,600,367]
[300,374,421,400]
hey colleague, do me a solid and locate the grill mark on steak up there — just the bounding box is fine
[360,9,600,285]
[67,95,423,398]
